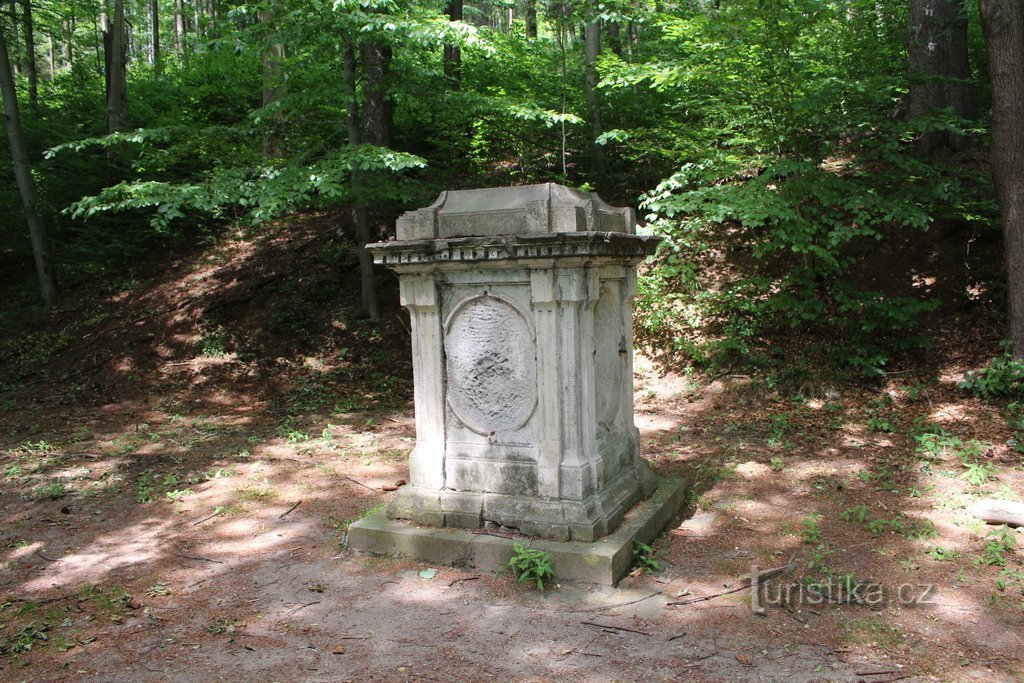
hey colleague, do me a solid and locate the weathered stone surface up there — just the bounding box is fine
[362,183,676,544]
[395,182,635,240]
[348,477,688,586]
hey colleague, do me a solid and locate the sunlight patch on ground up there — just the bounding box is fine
[19,520,170,590]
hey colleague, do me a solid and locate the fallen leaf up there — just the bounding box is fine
[736,653,752,666]
[419,568,437,579]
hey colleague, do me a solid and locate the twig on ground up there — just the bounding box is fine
[279,501,302,518]
[288,601,320,614]
[580,621,650,636]
[175,549,224,564]
[861,675,909,683]
[344,476,376,492]
[670,559,796,607]
[667,584,747,606]
[190,510,222,526]
[572,592,660,613]
[448,575,480,587]
[667,631,688,642]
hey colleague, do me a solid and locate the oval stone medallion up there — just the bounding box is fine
[445,296,536,435]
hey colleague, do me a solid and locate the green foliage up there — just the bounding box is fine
[840,504,870,524]
[867,418,896,434]
[959,354,1024,399]
[979,526,1017,568]
[632,540,660,574]
[801,513,823,544]
[508,543,555,590]
[927,547,963,561]
[0,624,49,655]
[615,1,988,375]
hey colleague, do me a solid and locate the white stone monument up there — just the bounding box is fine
[364,183,664,542]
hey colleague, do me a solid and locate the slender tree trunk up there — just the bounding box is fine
[0,28,56,305]
[47,32,54,78]
[63,18,73,67]
[261,11,284,158]
[8,1,21,75]
[361,42,392,149]
[906,0,975,152]
[443,0,462,87]
[343,44,360,146]
[150,0,160,75]
[606,21,622,56]
[103,0,127,132]
[525,0,537,39]
[344,43,380,322]
[584,19,605,175]
[979,0,1024,356]
[101,4,109,96]
[21,0,36,104]
[174,0,184,54]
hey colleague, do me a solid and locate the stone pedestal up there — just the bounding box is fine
[361,183,666,543]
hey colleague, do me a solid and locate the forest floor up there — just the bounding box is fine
[0,216,1022,682]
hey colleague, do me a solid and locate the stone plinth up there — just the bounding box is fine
[362,183,667,543]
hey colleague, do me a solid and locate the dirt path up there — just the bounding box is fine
[1,225,1021,682]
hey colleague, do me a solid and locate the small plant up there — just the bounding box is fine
[508,543,555,590]
[801,513,823,544]
[958,353,1024,398]
[867,417,895,433]
[135,470,157,503]
[32,482,67,500]
[767,412,792,446]
[840,504,870,524]
[979,526,1017,567]
[928,547,963,561]
[769,456,785,472]
[962,460,997,486]
[633,540,660,574]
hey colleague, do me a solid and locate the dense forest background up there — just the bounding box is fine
[1,0,1020,382]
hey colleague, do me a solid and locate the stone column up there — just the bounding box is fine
[367,183,661,542]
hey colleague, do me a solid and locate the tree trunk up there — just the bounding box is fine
[584,19,604,174]
[21,0,36,105]
[47,32,54,79]
[63,18,73,67]
[443,0,462,87]
[525,0,537,39]
[344,43,381,322]
[8,1,20,75]
[906,0,975,153]
[360,41,392,149]
[151,0,160,75]
[606,21,622,56]
[174,0,184,54]
[104,0,127,132]
[357,41,391,322]
[0,28,56,306]
[979,0,1024,356]
[261,12,284,158]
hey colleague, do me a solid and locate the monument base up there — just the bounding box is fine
[388,461,659,542]
[347,477,687,586]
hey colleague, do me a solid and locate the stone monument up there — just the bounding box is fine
[348,184,686,582]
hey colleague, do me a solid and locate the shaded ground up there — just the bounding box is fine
[1,218,1022,682]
